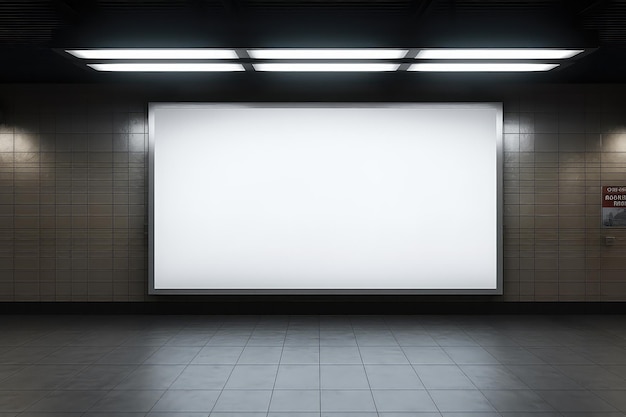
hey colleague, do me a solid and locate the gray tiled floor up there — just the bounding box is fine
[1,315,626,416]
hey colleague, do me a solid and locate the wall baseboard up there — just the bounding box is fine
[0,302,625,315]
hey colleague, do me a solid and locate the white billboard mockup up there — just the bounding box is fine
[149,103,502,294]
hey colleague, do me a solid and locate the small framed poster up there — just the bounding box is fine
[602,186,626,227]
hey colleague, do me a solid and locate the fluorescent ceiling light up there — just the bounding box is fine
[253,63,400,72]
[67,49,238,60]
[416,49,583,60]
[88,63,245,72]
[409,63,559,72]
[248,49,408,59]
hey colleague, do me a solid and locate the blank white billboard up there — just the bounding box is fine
[149,103,502,294]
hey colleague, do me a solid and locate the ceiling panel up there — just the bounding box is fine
[0,0,625,82]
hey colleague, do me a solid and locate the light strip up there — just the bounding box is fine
[88,63,245,72]
[253,63,400,72]
[416,49,583,60]
[248,49,408,59]
[67,49,238,60]
[409,63,559,72]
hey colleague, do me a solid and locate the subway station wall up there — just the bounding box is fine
[0,83,625,302]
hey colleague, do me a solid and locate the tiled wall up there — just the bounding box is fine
[0,84,625,302]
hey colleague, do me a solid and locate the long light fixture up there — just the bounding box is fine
[248,49,408,59]
[64,47,584,73]
[409,63,559,72]
[416,48,583,60]
[67,49,238,59]
[253,63,400,72]
[88,63,244,72]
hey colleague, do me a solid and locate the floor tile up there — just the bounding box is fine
[592,390,626,411]
[359,346,409,364]
[269,390,320,412]
[355,331,399,346]
[320,346,362,364]
[0,365,24,382]
[62,364,135,390]
[460,365,529,389]
[379,413,442,417]
[371,390,438,412]
[283,335,320,346]
[481,389,556,412]
[122,334,174,347]
[26,390,106,412]
[321,390,377,412]
[191,346,244,364]
[97,346,160,364]
[165,333,213,347]
[0,364,84,390]
[169,364,234,389]
[570,345,626,365]
[275,364,320,389]
[280,346,320,364]
[483,346,545,364]
[403,346,454,364]
[36,346,113,364]
[114,365,186,390]
[537,390,617,412]
[224,364,278,389]
[393,332,439,346]
[431,333,479,347]
[364,364,424,389]
[527,347,594,365]
[444,347,500,364]
[143,346,201,365]
[237,346,283,364]
[212,390,272,412]
[89,390,164,412]
[429,389,496,412]
[319,335,358,347]
[506,365,583,390]
[0,391,47,412]
[0,347,57,364]
[560,413,626,417]
[320,364,369,389]
[555,365,626,389]
[151,389,220,412]
[268,413,320,417]
[206,334,251,346]
[413,365,476,389]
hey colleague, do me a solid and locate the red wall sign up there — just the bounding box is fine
[603,186,626,227]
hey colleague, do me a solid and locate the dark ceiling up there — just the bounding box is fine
[1,0,626,83]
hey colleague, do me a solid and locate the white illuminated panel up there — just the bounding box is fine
[149,104,502,293]
[253,63,400,72]
[415,49,583,60]
[248,49,408,59]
